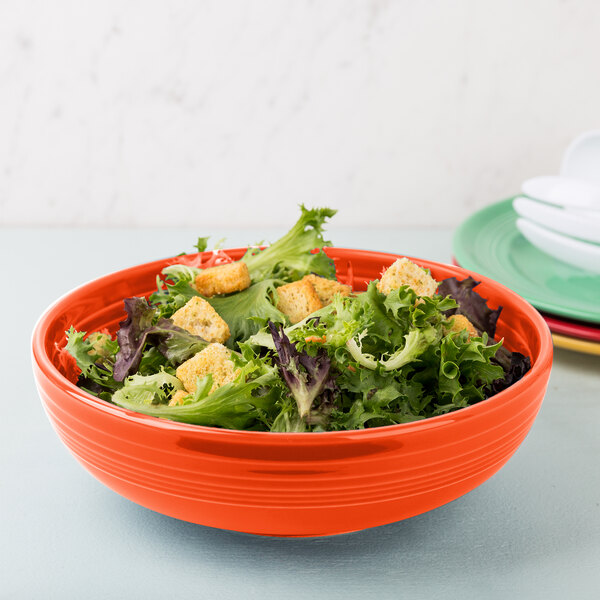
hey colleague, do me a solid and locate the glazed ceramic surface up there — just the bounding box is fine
[561,129,600,185]
[512,196,600,244]
[521,175,600,210]
[32,247,553,537]
[541,313,600,343]
[551,333,600,356]
[516,218,600,275]
[453,198,600,324]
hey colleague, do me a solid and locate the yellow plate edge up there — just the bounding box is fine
[552,333,600,356]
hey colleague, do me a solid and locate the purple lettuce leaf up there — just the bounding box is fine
[438,277,531,393]
[438,276,502,338]
[489,349,531,396]
[114,298,155,381]
[268,321,337,422]
[114,297,207,381]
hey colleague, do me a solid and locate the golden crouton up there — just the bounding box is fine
[168,389,190,406]
[302,274,352,305]
[377,258,439,297]
[175,343,238,394]
[194,261,251,297]
[276,279,323,324]
[444,314,479,339]
[86,332,113,361]
[171,296,230,343]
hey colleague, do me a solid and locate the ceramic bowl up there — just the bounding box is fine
[561,129,600,184]
[32,247,553,537]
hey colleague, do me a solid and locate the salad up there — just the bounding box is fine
[62,207,531,432]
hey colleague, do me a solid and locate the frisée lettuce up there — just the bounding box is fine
[62,206,531,432]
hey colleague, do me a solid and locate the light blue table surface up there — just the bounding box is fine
[2,227,599,600]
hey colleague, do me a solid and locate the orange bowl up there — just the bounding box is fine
[32,247,553,537]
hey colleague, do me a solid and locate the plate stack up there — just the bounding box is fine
[454,131,600,356]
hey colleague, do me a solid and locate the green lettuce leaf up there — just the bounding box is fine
[380,326,440,371]
[432,332,505,413]
[208,280,287,348]
[242,205,336,282]
[65,327,122,396]
[112,370,183,406]
[195,237,209,253]
[112,362,280,430]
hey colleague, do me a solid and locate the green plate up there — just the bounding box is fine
[453,198,600,324]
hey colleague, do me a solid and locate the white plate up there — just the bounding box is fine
[516,218,600,275]
[521,175,600,210]
[513,197,600,244]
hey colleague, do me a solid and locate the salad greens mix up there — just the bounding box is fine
[62,206,531,432]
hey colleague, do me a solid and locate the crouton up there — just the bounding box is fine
[444,314,479,339]
[193,261,251,297]
[175,343,238,394]
[276,279,323,324]
[377,258,439,297]
[168,389,190,407]
[171,296,230,343]
[87,332,113,360]
[302,274,352,305]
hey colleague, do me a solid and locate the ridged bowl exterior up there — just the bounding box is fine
[32,248,553,537]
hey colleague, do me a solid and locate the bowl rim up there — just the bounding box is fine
[32,246,553,442]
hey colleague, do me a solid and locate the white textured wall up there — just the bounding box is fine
[1,0,599,228]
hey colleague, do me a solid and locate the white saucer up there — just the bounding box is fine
[516,218,600,275]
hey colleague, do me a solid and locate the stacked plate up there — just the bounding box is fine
[453,130,600,356]
[453,198,600,355]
